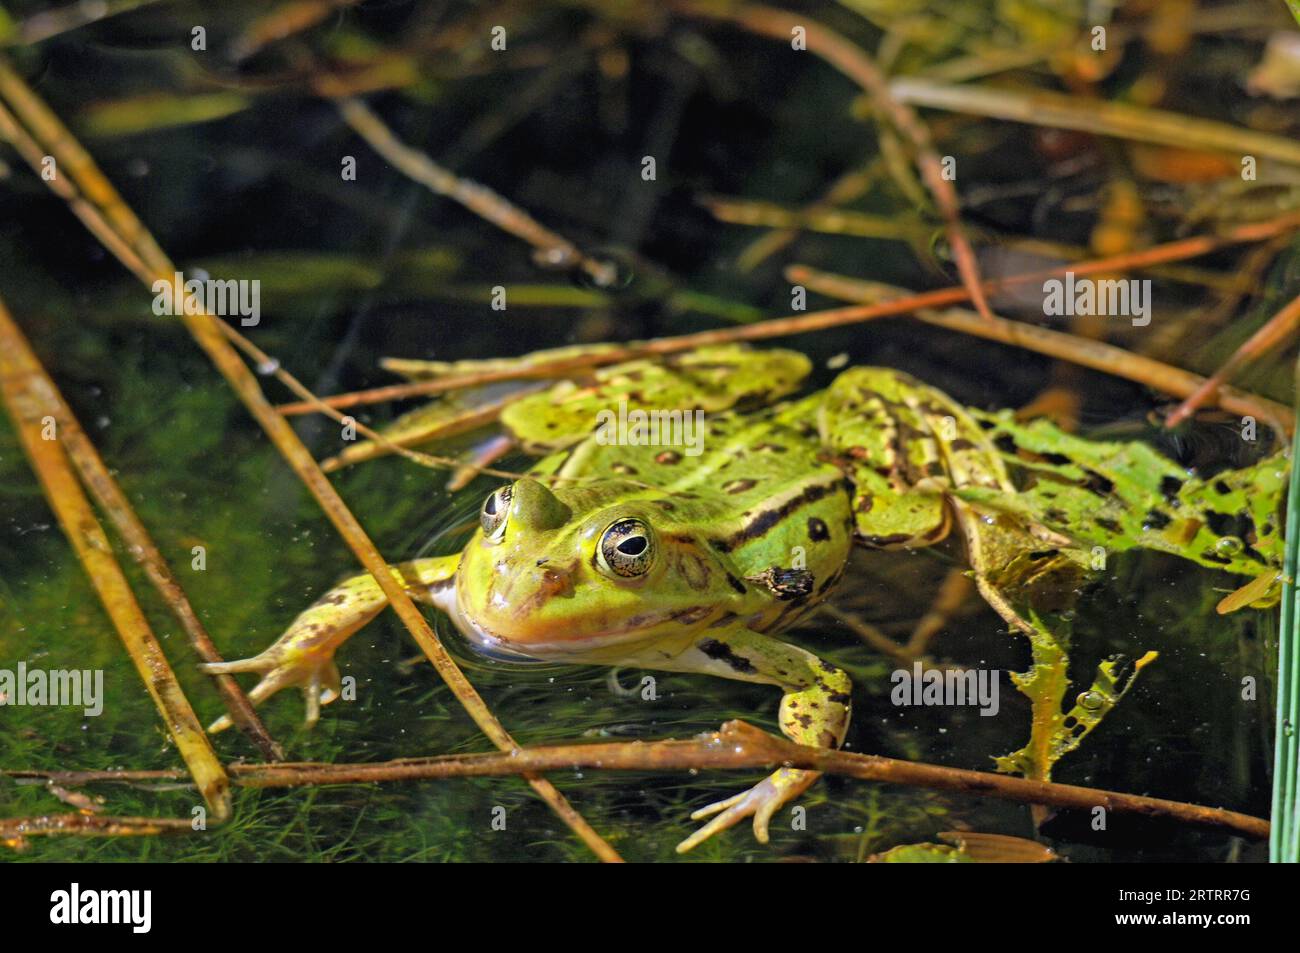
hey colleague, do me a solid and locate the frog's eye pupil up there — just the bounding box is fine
[600,518,654,577]
[618,536,647,556]
[481,485,512,539]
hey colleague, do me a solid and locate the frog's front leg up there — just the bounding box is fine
[664,628,851,853]
[200,555,460,732]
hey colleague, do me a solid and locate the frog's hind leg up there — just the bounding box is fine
[812,367,951,548]
[201,555,460,732]
[658,628,851,853]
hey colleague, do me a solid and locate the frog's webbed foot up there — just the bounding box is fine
[200,651,342,733]
[676,767,817,853]
[665,629,851,853]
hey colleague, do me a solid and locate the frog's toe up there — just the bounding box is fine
[675,776,783,853]
[199,653,340,733]
[302,661,342,729]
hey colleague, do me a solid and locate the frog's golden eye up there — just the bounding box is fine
[598,518,655,578]
[480,484,513,541]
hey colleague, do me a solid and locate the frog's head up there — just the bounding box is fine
[454,478,735,655]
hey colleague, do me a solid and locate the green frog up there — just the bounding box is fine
[201,345,1286,851]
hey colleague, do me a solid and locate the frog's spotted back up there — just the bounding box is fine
[501,345,812,453]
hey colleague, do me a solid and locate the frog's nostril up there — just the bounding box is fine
[536,567,573,597]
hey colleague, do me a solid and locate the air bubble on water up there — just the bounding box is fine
[256,357,280,376]
[1077,690,1103,710]
[1215,536,1243,555]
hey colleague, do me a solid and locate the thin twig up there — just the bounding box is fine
[0,298,231,822]
[4,721,1270,841]
[1165,291,1300,427]
[334,97,619,288]
[0,814,195,845]
[787,265,1294,432]
[677,2,997,321]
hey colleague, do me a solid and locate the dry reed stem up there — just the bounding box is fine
[0,297,231,822]
[0,56,621,863]
[889,76,1300,167]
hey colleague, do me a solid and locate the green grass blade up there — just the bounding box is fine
[1272,387,1300,862]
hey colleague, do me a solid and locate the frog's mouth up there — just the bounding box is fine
[441,578,712,662]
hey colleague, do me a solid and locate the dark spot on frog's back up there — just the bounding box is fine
[1082,469,1115,495]
[611,463,637,476]
[1144,509,1172,530]
[1160,475,1184,503]
[724,478,758,495]
[950,438,975,451]
[807,517,830,541]
[655,450,682,465]
[697,638,757,674]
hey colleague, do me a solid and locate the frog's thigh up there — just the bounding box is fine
[849,470,950,547]
[815,372,950,547]
[668,629,851,749]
